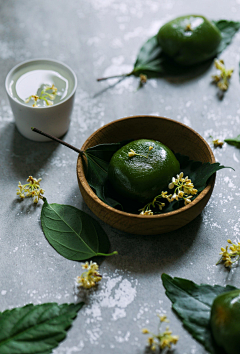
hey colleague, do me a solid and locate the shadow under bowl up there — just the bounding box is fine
[77,115,215,235]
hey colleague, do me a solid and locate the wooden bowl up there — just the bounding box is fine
[77,115,215,235]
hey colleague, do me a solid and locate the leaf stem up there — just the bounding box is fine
[31,127,84,155]
[96,251,118,257]
[97,72,133,82]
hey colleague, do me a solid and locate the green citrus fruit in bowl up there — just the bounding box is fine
[108,139,180,203]
[210,289,240,354]
[157,15,222,66]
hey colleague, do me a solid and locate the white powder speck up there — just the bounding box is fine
[1,290,7,295]
[112,307,126,321]
[115,331,131,343]
[183,116,191,126]
[86,327,102,344]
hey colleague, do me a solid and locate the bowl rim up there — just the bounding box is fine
[5,58,78,109]
[77,115,216,219]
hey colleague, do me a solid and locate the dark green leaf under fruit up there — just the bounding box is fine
[84,142,131,209]
[41,198,114,260]
[0,302,83,354]
[225,134,240,148]
[162,273,237,354]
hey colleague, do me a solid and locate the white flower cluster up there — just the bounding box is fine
[168,172,198,205]
[25,84,58,107]
[16,176,44,203]
[139,172,198,215]
[75,261,102,289]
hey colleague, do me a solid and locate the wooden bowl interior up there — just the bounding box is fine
[82,116,213,163]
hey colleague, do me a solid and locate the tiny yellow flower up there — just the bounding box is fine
[212,59,234,92]
[16,176,44,203]
[184,198,192,205]
[140,210,154,215]
[128,149,136,157]
[217,239,240,268]
[159,315,168,322]
[76,261,102,289]
[142,314,179,351]
[185,23,193,31]
[139,74,147,84]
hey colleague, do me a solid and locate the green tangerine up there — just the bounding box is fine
[210,289,240,354]
[157,15,222,66]
[108,139,180,204]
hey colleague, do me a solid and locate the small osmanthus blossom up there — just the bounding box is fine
[25,84,58,107]
[75,261,102,289]
[128,145,153,159]
[216,239,240,268]
[140,172,198,215]
[140,210,154,215]
[16,176,45,203]
[142,314,179,351]
[212,139,224,148]
[212,59,234,91]
[209,135,224,148]
[168,172,198,205]
[138,74,148,89]
[185,23,193,32]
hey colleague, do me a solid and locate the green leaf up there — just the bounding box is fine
[133,35,165,78]
[214,20,240,54]
[0,302,83,354]
[84,142,131,209]
[162,274,236,354]
[175,153,229,192]
[132,20,240,79]
[225,134,240,148]
[41,198,116,260]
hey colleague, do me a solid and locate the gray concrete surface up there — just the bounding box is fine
[1,1,240,353]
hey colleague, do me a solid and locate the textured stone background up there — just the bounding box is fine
[1,1,240,353]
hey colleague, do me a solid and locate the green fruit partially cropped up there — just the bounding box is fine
[210,289,240,354]
[108,139,180,203]
[157,15,222,66]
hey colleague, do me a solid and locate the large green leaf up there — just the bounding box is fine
[131,19,240,79]
[225,134,240,148]
[0,302,83,354]
[41,198,115,260]
[162,274,236,354]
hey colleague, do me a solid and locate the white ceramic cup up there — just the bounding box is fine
[5,59,77,142]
